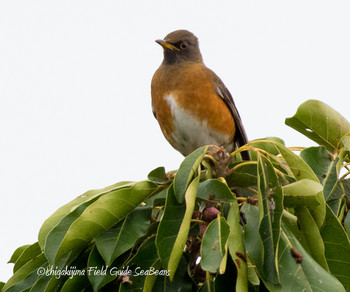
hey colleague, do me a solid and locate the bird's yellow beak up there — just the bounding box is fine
[155,39,180,51]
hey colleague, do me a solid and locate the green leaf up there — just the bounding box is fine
[12,242,42,273]
[173,145,207,203]
[152,256,192,291]
[201,216,230,273]
[95,206,152,266]
[265,225,345,292]
[244,204,345,291]
[156,185,186,270]
[283,179,323,208]
[325,180,345,215]
[8,245,31,264]
[121,236,160,291]
[157,172,200,280]
[285,99,350,152]
[2,254,48,292]
[43,199,97,266]
[44,181,157,266]
[196,179,235,202]
[148,167,170,185]
[319,153,343,214]
[169,171,200,280]
[142,259,162,292]
[227,201,248,291]
[60,271,90,292]
[345,212,350,238]
[320,204,350,291]
[275,143,319,182]
[275,143,326,228]
[28,275,62,292]
[38,180,133,249]
[256,154,279,284]
[144,187,167,208]
[242,203,263,279]
[294,206,329,271]
[87,246,115,291]
[271,186,284,266]
[302,146,345,216]
[226,162,257,187]
[300,146,333,183]
[341,179,350,203]
[342,135,350,149]
[250,137,285,159]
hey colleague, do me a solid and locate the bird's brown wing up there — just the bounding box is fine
[210,70,250,160]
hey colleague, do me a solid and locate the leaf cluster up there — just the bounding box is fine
[2,100,350,292]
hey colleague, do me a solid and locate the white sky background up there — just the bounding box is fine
[1,0,350,281]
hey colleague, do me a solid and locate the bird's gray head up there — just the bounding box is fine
[156,30,203,65]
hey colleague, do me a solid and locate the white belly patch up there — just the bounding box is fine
[165,94,232,155]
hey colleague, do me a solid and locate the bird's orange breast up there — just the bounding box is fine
[151,63,235,155]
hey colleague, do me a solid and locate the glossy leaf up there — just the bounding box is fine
[320,204,350,291]
[196,179,235,202]
[148,167,170,185]
[227,201,248,291]
[256,154,279,284]
[38,181,133,249]
[201,216,230,273]
[156,185,186,270]
[276,143,326,228]
[285,99,350,152]
[44,181,157,266]
[325,180,345,215]
[275,143,319,182]
[12,242,42,273]
[341,179,350,202]
[28,275,62,292]
[8,245,30,264]
[265,225,345,292]
[60,272,90,292]
[142,259,162,292]
[301,146,345,215]
[242,203,263,279]
[300,146,333,183]
[294,206,329,271]
[87,246,115,291]
[2,254,48,292]
[43,199,97,266]
[244,204,345,291]
[249,137,285,159]
[121,236,160,291]
[168,171,200,280]
[173,145,207,203]
[226,162,257,187]
[345,212,350,238]
[283,179,323,208]
[320,154,342,213]
[95,206,152,266]
[270,186,284,266]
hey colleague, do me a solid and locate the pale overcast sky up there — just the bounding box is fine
[1,0,350,281]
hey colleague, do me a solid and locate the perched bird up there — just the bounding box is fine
[151,29,249,159]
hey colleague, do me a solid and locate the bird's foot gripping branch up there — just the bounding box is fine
[2,99,350,292]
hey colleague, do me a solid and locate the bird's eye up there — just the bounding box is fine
[180,41,188,50]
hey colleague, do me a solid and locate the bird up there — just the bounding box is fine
[151,29,249,160]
